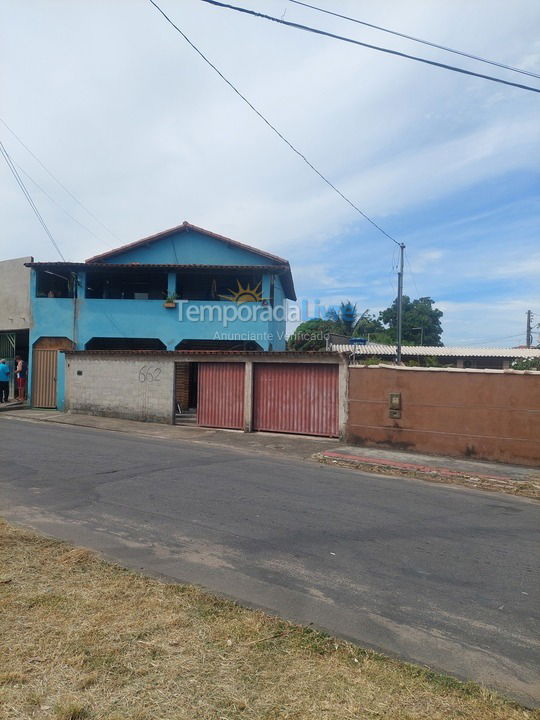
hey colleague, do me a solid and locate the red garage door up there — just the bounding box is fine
[197,363,244,429]
[253,364,339,437]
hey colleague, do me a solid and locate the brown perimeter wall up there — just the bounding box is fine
[347,366,540,467]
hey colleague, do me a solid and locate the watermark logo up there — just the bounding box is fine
[176,297,353,328]
[218,280,262,303]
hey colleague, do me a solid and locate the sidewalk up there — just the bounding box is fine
[317,447,540,499]
[1,408,538,499]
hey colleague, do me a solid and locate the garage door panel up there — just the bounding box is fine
[197,363,244,429]
[253,364,338,437]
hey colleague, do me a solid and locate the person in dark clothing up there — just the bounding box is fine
[0,359,10,403]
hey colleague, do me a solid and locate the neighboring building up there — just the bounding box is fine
[0,257,32,399]
[24,221,296,407]
[330,343,540,370]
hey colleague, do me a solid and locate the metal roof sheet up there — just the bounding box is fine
[332,343,540,358]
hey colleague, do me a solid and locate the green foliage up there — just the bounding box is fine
[360,356,383,365]
[325,301,361,336]
[511,357,540,371]
[352,312,387,339]
[287,318,335,351]
[379,296,443,346]
[288,296,444,350]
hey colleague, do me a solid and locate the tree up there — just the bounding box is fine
[325,301,361,336]
[287,318,335,351]
[379,296,443,346]
[352,312,389,342]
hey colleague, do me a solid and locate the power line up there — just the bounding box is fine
[289,0,540,81]
[404,249,420,298]
[147,0,400,246]
[15,160,112,249]
[0,140,65,260]
[199,0,540,94]
[462,332,525,346]
[0,117,121,244]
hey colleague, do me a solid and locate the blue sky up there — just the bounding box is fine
[1,0,539,345]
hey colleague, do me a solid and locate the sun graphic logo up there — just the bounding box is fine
[219,280,262,303]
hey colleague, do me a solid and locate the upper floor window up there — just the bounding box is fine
[36,270,75,298]
[177,272,263,302]
[85,271,168,299]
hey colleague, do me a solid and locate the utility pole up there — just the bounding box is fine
[396,243,405,364]
[526,310,533,348]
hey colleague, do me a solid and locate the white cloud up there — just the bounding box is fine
[1,0,539,344]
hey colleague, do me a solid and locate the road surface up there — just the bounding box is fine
[0,415,538,704]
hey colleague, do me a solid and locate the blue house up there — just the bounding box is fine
[26,221,296,407]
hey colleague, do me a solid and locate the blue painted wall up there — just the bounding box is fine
[104,229,278,267]
[30,295,284,352]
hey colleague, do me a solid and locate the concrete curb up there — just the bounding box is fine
[316,451,540,500]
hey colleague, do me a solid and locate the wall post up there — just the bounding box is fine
[243,360,253,432]
[338,360,349,440]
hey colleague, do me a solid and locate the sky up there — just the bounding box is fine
[1,0,539,345]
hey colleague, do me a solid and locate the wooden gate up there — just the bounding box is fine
[197,363,244,429]
[32,349,58,408]
[253,363,339,437]
[175,362,190,412]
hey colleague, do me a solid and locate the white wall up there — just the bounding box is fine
[65,355,175,423]
[0,257,32,330]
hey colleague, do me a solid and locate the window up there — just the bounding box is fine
[176,272,263,301]
[36,270,76,298]
[85,271,168,299]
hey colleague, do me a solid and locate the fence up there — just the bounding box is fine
[347,365,540,467]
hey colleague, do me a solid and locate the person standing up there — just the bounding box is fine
[15,355,27,402]
[0,359,10,403]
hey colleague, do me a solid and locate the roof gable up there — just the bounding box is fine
[86,221,288,266]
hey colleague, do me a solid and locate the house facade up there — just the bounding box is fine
[25,221,295,407]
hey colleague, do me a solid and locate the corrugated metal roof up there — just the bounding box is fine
[332,343,540,358]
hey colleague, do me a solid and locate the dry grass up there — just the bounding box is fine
[0,519,536,720]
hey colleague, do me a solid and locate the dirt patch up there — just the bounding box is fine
[0,518,537,720]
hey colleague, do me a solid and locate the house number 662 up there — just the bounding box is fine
[138,366,161,383]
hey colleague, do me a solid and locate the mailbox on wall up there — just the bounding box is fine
[389,392,401,419]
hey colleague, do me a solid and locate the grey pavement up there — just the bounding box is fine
[0,413,538,706]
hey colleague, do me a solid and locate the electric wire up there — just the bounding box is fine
[0,140,65,261]
[464,333,526,345]
[148,0,401,246]
[288,0,540,80]
[0,118,121,244]
[15,161,113,250]
[199,0,540,94]
[404,249,420,298]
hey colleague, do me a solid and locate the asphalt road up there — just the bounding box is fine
[1,416,538,705]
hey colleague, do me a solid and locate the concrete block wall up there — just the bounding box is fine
[65,355,175,423]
